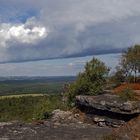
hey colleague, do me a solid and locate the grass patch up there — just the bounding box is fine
[0,94,44,99]
[0,95,69,122]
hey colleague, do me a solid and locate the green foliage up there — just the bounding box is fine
[67,58,110,102]
[33,95,69,120]
[119,88,136,101]
[110,68,125,87]
[0,95,68,122]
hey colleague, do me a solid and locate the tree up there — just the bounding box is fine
[67,58,110,102]
[110,66,125,86]
[120,45,140,82]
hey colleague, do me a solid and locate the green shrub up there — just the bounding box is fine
[67,58,110,103]
[33,95,69,120]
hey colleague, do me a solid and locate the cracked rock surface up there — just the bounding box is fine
[0,121,112,140]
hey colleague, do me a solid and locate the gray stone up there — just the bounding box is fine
[76,94,140,127]
[51,109,80,124]
[76,94,140,115]
[93,116,105,122]
[98,122,106,127]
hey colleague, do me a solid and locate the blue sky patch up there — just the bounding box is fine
[9,9,39,23]
[0,7,39,23]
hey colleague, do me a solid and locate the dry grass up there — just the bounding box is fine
[114,83,140,93]
[0,94,44,99]
[113,83,140,100]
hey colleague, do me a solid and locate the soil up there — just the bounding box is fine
[112,115,140,140]
[0,121,112,140]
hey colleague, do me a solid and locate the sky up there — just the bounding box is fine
[0,0,140,76]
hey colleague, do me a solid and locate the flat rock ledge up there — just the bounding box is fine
[0,121,112,140]
[76,94,140,127]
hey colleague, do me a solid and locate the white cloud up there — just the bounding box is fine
[0,18,47,47]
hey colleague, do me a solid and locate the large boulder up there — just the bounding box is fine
[76,94,140,127]
[76,94,140,115]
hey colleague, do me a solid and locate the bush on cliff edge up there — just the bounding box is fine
[67,57,110,103]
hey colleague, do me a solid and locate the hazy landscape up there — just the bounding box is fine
[0,0,140,140]
[0,76,75,96]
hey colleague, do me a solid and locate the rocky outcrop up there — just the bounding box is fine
[76,94,140,127]
[76,94,140,114]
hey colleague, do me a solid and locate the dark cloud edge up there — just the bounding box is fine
[0,47,125,64]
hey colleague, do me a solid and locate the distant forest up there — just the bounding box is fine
[0,76,76,96]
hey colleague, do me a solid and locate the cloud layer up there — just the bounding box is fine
[0,0,140,63]
[0,54,120,76]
